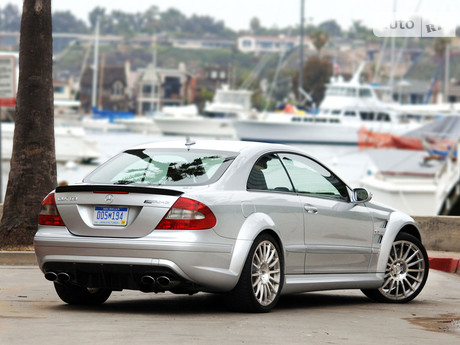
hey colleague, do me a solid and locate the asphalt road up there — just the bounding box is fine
[1,266,459,345]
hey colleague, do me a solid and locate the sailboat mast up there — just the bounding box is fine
[299,0,305,102]
[91,16,100,109]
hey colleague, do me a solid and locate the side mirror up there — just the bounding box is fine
[353,188,372,203]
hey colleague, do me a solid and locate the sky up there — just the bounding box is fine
[5,0,460,31]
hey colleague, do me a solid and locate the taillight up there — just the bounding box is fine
[156,197,217,230]
[38,192,66,226]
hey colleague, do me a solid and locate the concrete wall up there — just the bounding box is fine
[0,205,458,252]
[413,216,460,252]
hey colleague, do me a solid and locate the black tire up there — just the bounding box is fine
[362,233,429,303]
[54,282,112,305]
[226,233,284,313]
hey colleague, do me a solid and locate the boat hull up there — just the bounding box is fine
[234,119,418,145]
[155,117,236,137]
[1,123,99,163]
[118,117,160,134]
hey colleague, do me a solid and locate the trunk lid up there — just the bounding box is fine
[55,185,183,238]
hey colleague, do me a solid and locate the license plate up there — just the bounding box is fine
[93,206,128,226]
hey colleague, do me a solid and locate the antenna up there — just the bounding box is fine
[185,136,196,151]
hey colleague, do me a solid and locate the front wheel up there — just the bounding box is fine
[54,282,112,305]
[362,233,429,303]
[226,233,284,313]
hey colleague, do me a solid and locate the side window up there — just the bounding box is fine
[279,153,349,201]
[247,154,294,192]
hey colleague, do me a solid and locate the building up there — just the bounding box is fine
[237,35,314,54]
[170,37,235,50]
[135,63,192,115]
[79,65,130,113]
[53,76,80,113]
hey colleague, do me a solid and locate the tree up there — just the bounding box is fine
[434,37,450,60]
[318,20,341,37]
[347,20,375,42]
[0,0,56,248]
[88,6,106,30]
[0,4,21,31]
[310,30,329,55]
[159,8,186,33]
[293,56,332,106]
[53,11,88,33]
[250,17,261,34]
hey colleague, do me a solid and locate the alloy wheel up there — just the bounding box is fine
[379,239,426,301]
[251,240,281,306]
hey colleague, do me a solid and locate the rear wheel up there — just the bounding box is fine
[227,233,284,313]
[54,282,112,305]
[362,233,428,303]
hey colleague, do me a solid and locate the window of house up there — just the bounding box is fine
[112,81,124,96]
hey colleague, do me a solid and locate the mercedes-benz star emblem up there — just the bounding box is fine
[105,194,114,204]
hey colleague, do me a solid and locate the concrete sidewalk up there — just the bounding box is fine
[1,250,459,275]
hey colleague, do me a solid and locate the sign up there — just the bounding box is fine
[373,12,456,38]
[0,55,16,107]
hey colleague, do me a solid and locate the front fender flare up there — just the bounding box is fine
[376,211,421,273]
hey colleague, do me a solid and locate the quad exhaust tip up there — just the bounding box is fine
[140,275,174,288]
[44,272,57,281]
[140,275,155,286]
[157,276,171,287]
[57,272,70,283]
[44,271,70,283]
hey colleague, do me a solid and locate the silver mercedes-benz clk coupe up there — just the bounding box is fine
[34,140,429,312]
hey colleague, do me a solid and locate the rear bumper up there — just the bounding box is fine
[34,226,241,292]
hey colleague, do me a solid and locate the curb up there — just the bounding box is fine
[0,251,37,266]
[429,257,460,274]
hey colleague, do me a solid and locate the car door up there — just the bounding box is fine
[279,153,375,274]
[246,153,305,275]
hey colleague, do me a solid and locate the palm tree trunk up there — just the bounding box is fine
[0,0,56,248]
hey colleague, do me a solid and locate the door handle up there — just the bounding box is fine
[304,205,318,214]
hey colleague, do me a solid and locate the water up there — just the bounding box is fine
[1,131,374,201]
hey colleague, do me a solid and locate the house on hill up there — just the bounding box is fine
[79,65,131,113]
[134,62,193,115]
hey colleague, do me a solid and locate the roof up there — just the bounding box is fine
[130,139,293,154]
[80,66,126,88]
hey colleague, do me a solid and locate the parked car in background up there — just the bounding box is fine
[34,140,429,312]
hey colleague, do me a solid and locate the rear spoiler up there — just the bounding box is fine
[55,185,184,196]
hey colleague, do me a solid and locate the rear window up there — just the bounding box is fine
[84,149,237,186]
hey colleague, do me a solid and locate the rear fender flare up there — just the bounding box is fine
[228,212,281,277]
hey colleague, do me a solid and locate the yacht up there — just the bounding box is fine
[360,145,460,216]
[234,66,420,145]
[153,85,253,138]
[1,123,100,163]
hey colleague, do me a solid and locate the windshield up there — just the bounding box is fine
[84,149,237,186]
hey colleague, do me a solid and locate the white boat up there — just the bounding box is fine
[360,145,460,216]
[117,115,160,134]
[1,123,100,163]
[81,115,128,132]
[154,85,253,138]
[118,105,199,135]
[234,67,421,145]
